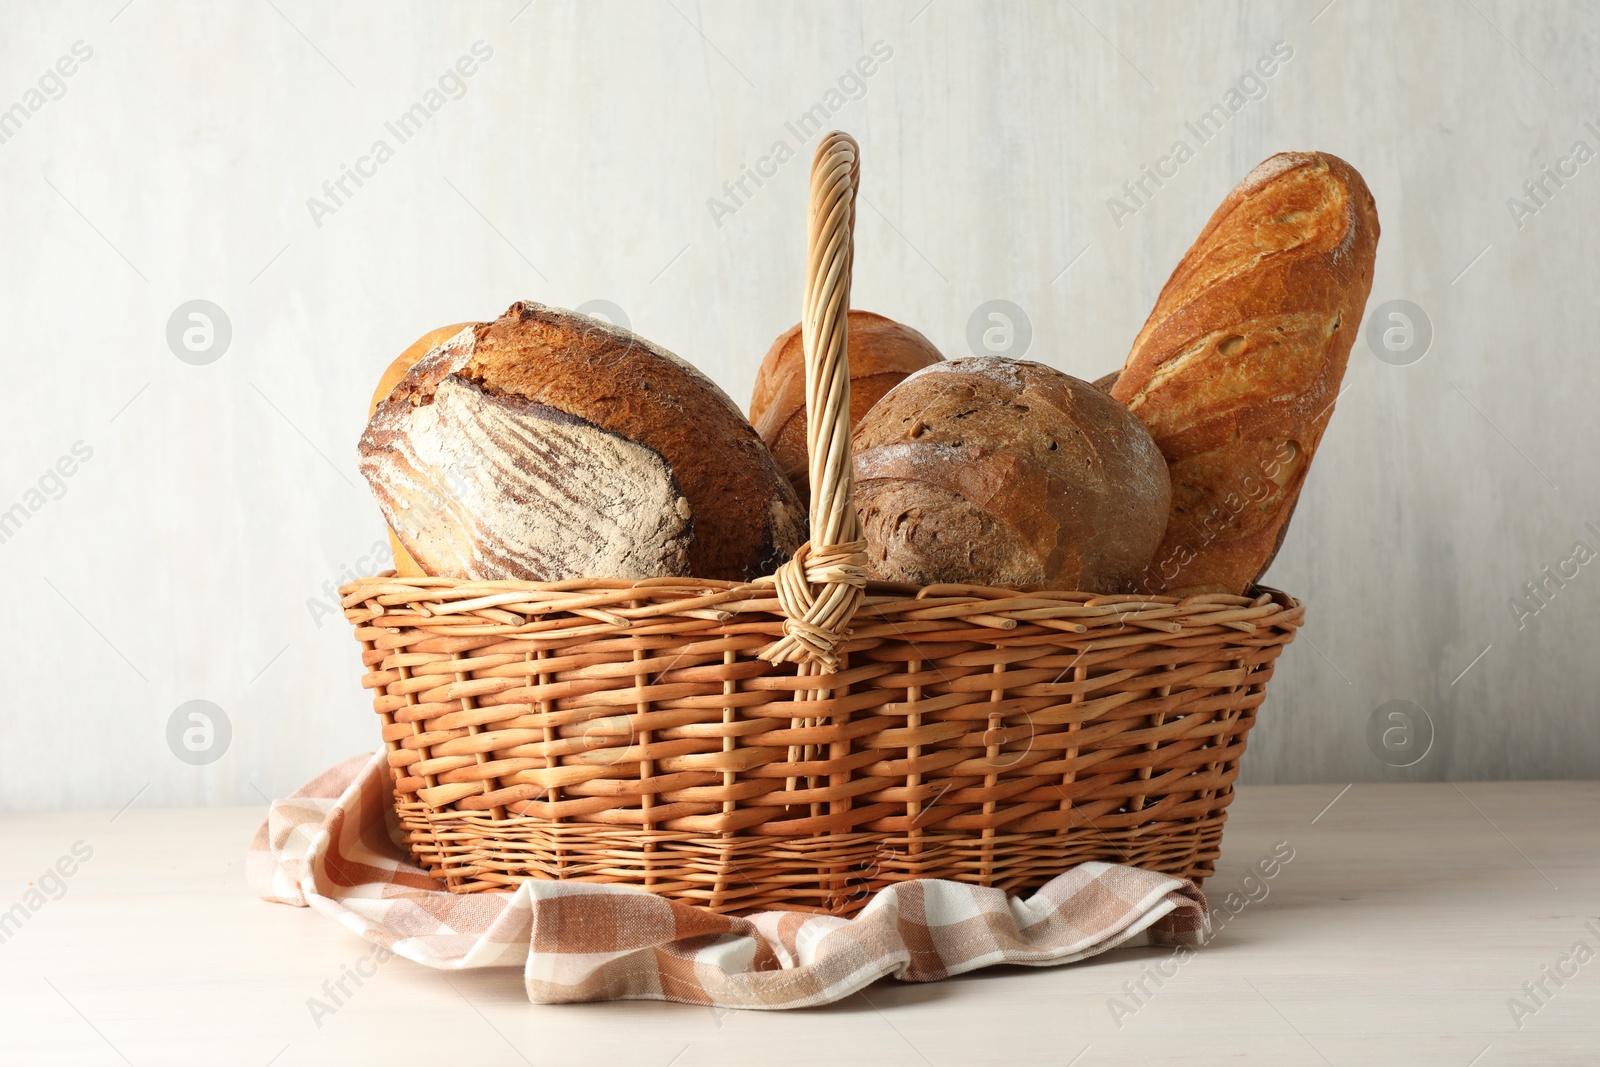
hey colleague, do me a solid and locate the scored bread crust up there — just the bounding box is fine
[1110,151,1379,596]
[362,366,694,581]
[750,310,944,502]
[376,301,805,583]
[853,358,1170,593]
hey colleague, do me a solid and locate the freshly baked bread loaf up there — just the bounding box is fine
[369,322,479,577]
[359,301,806,582]
[750,310,943,501]
[852,357,1170,593]
[1092,370,1120,394]
[1111,152,1379,596]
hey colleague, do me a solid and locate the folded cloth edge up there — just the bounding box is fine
[251,750,1207,1009]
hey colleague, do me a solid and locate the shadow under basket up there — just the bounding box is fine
[340,575,1301,916]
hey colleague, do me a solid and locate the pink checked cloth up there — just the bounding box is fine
[249,751,1208,1008]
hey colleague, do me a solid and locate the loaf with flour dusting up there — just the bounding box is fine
[369,321,479,577]
[1110,152,1379,596]
[852,357,1170,593]
[359,302,806,582]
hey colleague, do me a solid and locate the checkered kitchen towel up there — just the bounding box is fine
[249,750,1207,1008]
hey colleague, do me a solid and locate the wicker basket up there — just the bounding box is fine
[340,132,1302,916]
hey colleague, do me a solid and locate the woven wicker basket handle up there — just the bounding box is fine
[758,131,868,670]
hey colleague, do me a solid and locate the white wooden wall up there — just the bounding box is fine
[3,0,1596,809]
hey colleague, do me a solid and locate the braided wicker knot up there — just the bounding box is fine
[759,539,868,670]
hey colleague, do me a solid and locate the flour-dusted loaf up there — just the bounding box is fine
[750,310,943,502]
[359,301,806,582]
[852,357,1170,593]
[1111,152,1379,596]
[369,321,479,577]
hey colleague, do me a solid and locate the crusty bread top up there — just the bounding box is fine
[369,322,478,419]
[1112,152,1378,440]
[854,358,1170,592]
[1111,151,1379,594]
[386,301,804,582]
[750,310,943,499]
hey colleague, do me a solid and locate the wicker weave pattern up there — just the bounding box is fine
[343,577,1300,913]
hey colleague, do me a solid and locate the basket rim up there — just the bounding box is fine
[338,573,1303,640]
[340,571,1300,610]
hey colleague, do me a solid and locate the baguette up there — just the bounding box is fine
[1111,152,1379,596]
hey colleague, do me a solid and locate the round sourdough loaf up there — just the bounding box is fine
[852,357,1171,593]
[369,321,479,577]
[359,301,805,583]
[750,310,943,502]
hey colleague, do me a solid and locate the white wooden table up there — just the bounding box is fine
[2,782,1596,1066]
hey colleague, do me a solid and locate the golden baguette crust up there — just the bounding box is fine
[750,310,943,503]
[1111,151,1379,596]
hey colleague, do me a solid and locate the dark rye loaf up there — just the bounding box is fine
[359,301,806,582]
